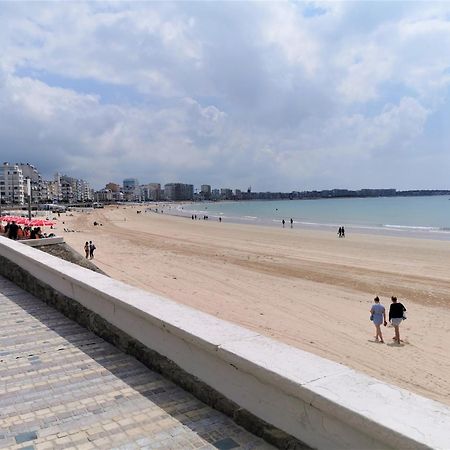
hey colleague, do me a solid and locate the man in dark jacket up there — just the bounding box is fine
[389,296,407,344]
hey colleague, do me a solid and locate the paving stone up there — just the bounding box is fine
[14,430,38,444]
[0,277,275,450]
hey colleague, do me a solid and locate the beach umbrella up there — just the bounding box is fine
[28,219,55,227]
[1,215,25,223]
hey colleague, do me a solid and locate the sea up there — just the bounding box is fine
[171,196,450,240]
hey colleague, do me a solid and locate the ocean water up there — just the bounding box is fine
[177,196,450,239]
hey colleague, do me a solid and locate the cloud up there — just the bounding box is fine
[0,1,449,191]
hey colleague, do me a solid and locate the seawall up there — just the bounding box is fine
[0,236,448,449]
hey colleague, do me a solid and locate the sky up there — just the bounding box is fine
[1,1,450,191]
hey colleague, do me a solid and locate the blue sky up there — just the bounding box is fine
[1,1,450,191]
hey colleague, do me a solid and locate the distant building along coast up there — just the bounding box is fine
[1,160,449,208]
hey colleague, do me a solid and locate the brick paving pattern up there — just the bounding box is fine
[0,276,274,450]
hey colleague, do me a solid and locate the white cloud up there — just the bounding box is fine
[262,2,321,76]
[0,1,449,190]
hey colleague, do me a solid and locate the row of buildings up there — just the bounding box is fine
[0,162,93,205]
[95,180,195,202]
[6,161,440,207]
[0,162,238,206]
[94,180,246,202]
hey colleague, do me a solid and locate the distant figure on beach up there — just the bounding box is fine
[282,219,285,228]
[338,227,342,237]
[84,241,89,259]
[219,217,222,222]
[290,218,293,228]
[389,296,407,344]
[341,226,345,237]
[89,241,96,259]
[370,296,387,343]
[192,215,194,220]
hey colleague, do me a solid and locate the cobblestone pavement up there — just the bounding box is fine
[0,277,275,450]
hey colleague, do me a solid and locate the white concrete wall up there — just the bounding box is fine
[0,236,448,450]
[20,237,64,247]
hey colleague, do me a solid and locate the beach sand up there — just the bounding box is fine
[59,205,450,406]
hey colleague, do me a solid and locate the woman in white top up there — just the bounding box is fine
[370,296,387,343]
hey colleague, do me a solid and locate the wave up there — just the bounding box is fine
[174,203,450,236]
[382,224,442,231]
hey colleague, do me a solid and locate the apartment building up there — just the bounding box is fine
[0,163,25,205]
[59,175,92,203]
[200,184,211,200]
[164,183,194,201]
[123,178,140,201]
[141,183,161,201]
[18,163,43,203]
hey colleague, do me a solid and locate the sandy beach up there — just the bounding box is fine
[59,205,450,406]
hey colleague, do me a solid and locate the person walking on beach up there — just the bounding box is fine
[337,227,342,237]
[282,219,285,228]
[389,296,407,344]
[89,241,96,259]
[290,218,293,228]
[370,296,387,343]
[341,226,345,238]
[84,241,89,259]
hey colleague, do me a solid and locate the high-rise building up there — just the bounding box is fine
[164,183,194,201]
[220,188,233,200]
[18,163,43,204]
[200,184,211,200]
[141,183,161,201]
[0,163,25,205]
[123,178,140,201]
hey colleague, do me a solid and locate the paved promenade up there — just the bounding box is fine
[0,276,274,450]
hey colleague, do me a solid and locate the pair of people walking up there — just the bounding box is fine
[370,296,407,344]
[84,241,96,260]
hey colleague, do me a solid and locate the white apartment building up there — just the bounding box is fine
[141,183,161,201]
[0,163,25,205]
[60,175,92,202]
[18,163,43,203]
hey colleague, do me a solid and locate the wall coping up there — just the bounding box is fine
[1,236,449,449]
[20,237,64,247]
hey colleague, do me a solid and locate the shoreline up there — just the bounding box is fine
[153,201,450,242]
[60,205,450,407]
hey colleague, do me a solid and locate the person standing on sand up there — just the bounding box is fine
[389,296,407,344]
[370,296,387,343]
[282,219,285,228]
[290,218,293,228]
[84,241,89,259]
[89,241,96,259]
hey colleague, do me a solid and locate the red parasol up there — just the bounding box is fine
[27,219,55,227]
